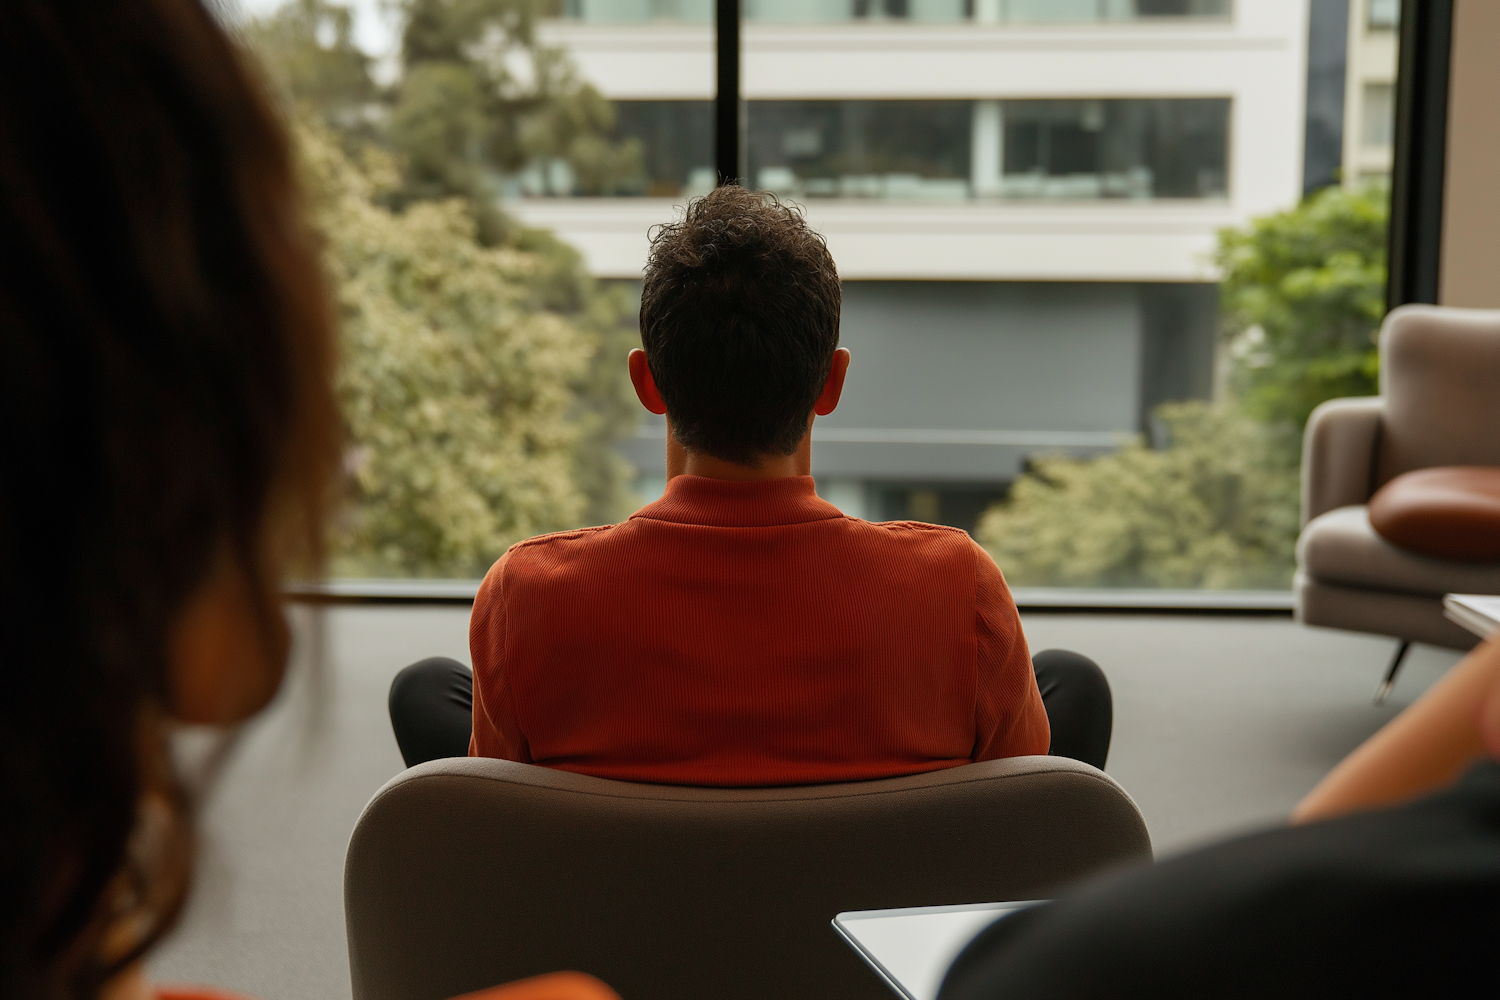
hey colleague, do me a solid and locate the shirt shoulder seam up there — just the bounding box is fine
[874,519,970,535]
[507,523,617,552]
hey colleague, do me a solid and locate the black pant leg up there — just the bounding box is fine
[1032,649,1113,771]
[388,657,475,768]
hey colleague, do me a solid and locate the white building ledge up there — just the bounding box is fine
[504,197,1229,281]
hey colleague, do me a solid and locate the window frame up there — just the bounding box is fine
[1387,0,1451,309]
[298,0,1446,604]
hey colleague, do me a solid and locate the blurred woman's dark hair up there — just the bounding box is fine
[0,2,339,999]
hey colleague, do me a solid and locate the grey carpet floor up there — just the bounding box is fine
[147,606,1462,1000]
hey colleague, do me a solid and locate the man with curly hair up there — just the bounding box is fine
[390,185,1112,786]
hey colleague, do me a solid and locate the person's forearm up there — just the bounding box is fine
[1292,639,1500,823]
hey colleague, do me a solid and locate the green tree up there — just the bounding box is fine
[976,186,1390,589]
[386,0,648,527]
[977,403,1300,589]
[241,0,379,142]
[300,120,594,575]
[1217,183,1389,431]
[391,0,644,239]
[242,0,643,569]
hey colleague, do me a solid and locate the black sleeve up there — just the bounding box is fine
[938,761,1500,1000]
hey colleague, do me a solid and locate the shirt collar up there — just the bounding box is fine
[631,475,846,528]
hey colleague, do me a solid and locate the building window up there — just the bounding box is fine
[616,101,716,198]
[558,0,714,23]
[1367,0,1400,30]
[749,101,974,199]
[550,98,1231,201]
[999,99,1229,199]
[1362,83,1395,148]
[556,0,1233,24]
[992,0,1231,22]
[246,0,1357,589]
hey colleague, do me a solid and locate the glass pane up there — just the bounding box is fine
[724,2,1399,591]
[745,98,1228,202]
[1367,0,1400,30]
[749,101,974,199]
[748,0,1232,24]
[1361,83,1395,147]
[561,0,713,23]
[995,0,1231,22]
[998,99,1228,199]
[612,102,717,198]
[235,0,711,578]
[233,1,1403,592]
[1346,0,1399,184]
[557,0,1233,25]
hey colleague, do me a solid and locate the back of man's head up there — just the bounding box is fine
[640,185,841,466]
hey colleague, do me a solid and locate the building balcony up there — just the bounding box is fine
[505,196,1233,280]
[538,4,1296,104]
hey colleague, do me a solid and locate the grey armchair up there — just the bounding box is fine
[344,755,1150,1000]
[1296,305,1500,701]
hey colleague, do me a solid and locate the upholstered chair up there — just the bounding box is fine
[345,755,1150,1000]
[1296,305,1500,701]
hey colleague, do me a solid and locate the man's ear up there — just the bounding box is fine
[814,348,852,416]
[629,349,667,415]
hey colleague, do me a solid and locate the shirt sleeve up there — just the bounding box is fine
[468,550,532,762]
[972,541,1050,760]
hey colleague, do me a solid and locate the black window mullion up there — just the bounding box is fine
[1387,0,1454,309]
[715,0,744,186]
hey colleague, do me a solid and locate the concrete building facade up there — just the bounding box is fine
[1342,0,1399,185]
[507,1,1313,527]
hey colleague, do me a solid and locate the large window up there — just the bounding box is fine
[994,99,1228,200]
[616,101,716,197]
[749,101,974,199]
[1367,0,1400,30]
[572,98,1230,202]
[237,0,1400,593]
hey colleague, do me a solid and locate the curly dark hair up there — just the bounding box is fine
[639,185,842,465]
[0,2,339,999]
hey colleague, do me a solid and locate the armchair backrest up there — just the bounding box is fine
[1376,305,1500,487]
[344,756,1151,1000]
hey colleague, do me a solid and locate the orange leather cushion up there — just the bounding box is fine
[1368,466,1500,562]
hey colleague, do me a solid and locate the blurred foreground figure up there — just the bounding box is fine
[938,638,1500,998]
[0,3,614,1000]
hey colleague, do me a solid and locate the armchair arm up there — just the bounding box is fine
[1302,397,1385,526]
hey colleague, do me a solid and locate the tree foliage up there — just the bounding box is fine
[242,0,379,140]
[1216,183,1389,431]
[242,0,642,575]
[977,403,1300,589]
[391,0,643,240]
[979,186,1389,590]
[301,122,592,575]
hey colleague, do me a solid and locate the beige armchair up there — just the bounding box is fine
[1296,305,1500,701]
[344,755,1150,1000]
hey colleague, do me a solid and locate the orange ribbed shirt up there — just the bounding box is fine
[468,474,1048,786]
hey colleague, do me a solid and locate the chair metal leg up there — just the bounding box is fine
[1374,640,1412,706]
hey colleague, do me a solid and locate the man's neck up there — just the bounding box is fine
[666,422,812,481]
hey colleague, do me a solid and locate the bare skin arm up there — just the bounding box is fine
[1292,638,1500,823]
